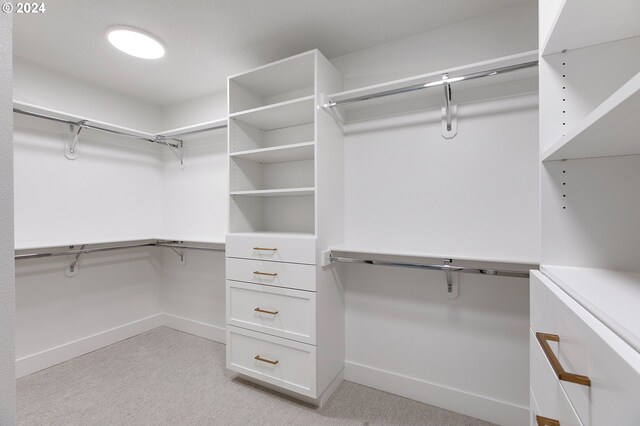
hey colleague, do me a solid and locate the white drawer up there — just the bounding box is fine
[530,329,583,426]
[226,325,317,397]
[226,280,316,344]
[226,257,316,291]
[531,271,640,426]
[226,234,316,265]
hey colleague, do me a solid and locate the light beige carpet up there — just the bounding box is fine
[17,327,493,426]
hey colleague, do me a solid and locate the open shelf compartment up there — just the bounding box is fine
[228,51,316,114]
[541,0,640,56]
[543,71,640,161]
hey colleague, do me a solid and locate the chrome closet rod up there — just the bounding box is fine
[330,256,530,278]
[13,108,181,149]
[326,60,539,108]
[15,241,225,260]
[15,242,156,260]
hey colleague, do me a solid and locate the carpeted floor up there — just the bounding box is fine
[17,327,493,425]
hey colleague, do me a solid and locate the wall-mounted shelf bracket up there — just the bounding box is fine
[157,136,184,169]
[65,244,86,277]
[169,246,186,265]
[64,121,87,160]
[442,259,459,298]
[441,74,458,139]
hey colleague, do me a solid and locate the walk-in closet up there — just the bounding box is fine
[0,1,639,425]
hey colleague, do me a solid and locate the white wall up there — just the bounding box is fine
[0,11,16,425]
[13,62,166,377]
[13,58,163,132]
[160,132,228,341]
[331,1,538,90]
[15,248,163,378]
[333,4,538,425]
[161,91,227,130]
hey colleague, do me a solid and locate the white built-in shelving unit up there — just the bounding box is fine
[535,2,640,423]
[225,50,345,405]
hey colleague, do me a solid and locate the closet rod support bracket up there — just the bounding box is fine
[442,259,459,299]
[65,244,86,277]
[65,121,87,160]
[157,136,184,169]
[441,74,457,139]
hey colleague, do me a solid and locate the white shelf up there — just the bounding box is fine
[157,236,226,246]
[157,118,227,139]
[541,0,640,56]
[230,187,315,198]
[327,51,538,118]
[230,142,314,163]
[541,265,640,354]
[543,72,640,161]
[229,96,315,130]
[16,237,226,251]
[329,244,538,269]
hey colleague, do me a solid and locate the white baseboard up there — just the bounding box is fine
[16,314,164,378]
[344,361,528,426]
[161,313,226,344]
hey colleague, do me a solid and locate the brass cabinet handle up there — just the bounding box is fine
[253,271,278,277]
[253,247,277,251]
[255,355,279,365]
[536,332,591,386]
[536,415,560,426]
[254,307,278,315]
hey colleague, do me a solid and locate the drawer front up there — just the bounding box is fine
[531,271,640,426]
[530,329,583,426]
[226,234,316,265]
[227,280,316,344]
[226,326,317,397]
[226,257,316,291]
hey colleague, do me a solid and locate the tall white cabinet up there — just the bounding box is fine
[532,1,640,425]
[225,50,345,404]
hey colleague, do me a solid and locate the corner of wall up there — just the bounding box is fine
[0,10,16,425]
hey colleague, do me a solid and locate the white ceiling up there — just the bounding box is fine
[13,0,531,106]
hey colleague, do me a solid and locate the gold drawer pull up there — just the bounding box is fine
[253,247,277,251]
[254,307,278,315]
[253,271,278,277]
[255,355,279,365]
[536,415,560,426]
[536,332,591,387]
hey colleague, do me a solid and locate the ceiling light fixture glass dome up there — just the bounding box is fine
[106,26,165,59]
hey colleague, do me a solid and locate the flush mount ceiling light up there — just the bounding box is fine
[106,26,165,59]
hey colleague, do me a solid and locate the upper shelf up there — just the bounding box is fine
[329,244,538,270]
[14,100,155,139]
[542,265,640,355]
[326,51,538,121]
[229,96,315,130]
[541,0,640,56]
[15,100,228,141]
[542,71,640,161]
[158,118,228,139]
